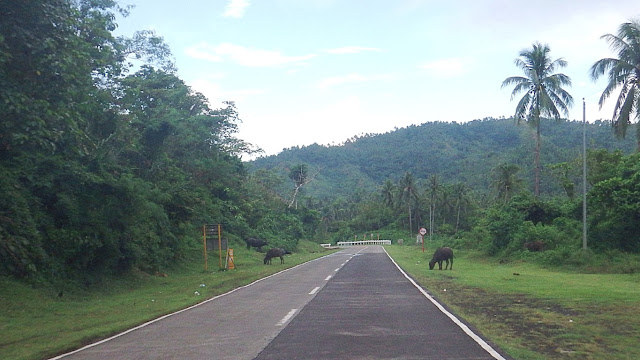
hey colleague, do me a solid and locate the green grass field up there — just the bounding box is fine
[385,245,640,360]
[0,241,336,360]
[2,243,639,360]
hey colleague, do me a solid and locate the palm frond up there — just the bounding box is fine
[613,84,636,138]
[590,58,618,80]
[545,73,572,87]
[601,33,633,56]
[501,76,529,89]
[513,92,531,124]
[539,91,562,119]
[592,19,640,146]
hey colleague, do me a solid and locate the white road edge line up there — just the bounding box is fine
[334,268,340,272]
[48,251,342,359]
[309,286,320,295]
[382,247,507,360]
[276,309,298,326]
[325,275,332,281]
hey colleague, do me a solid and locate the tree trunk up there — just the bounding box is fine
[455,202,460,234]
[288,185,301,208]
[429,204,435,241]
[534,120,541,196]
[408,205,412,236]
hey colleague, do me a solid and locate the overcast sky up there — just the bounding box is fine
[114,0,640,158]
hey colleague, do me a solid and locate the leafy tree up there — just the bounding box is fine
[588,153,640,252]
[586,149,625,185]
[548,162,575,199]
[590,19,640,150]
[481,206,524,255]
[502,42,574,196]
[0,0,173,156]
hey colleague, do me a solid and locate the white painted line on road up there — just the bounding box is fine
[276,309,298,326]
[325,275,332,281]
[49,251,343,360]
[334,268,340,272]
[309,286,320,295]
[382,247,507,360]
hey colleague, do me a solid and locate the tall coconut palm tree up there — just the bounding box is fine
[427,175,439,241]
[493,163,523,204]
[381,179,396,208]
[452,182,471,233]
[399,172,419,236]
[590,19,640,150]
[502,42,574,196]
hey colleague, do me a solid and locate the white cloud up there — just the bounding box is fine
[185,44,223,62]
[317,73,396,89]
[419,58,470,77]
[185,42,316,67]
[189,79,264,108]
[326,46,382,54]
[223,0,250,18]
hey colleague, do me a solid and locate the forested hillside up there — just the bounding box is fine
[248,119,640,258]
[249,118,636,199]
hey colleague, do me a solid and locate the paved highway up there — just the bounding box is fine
[51,246,509,360]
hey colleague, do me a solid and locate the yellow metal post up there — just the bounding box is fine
[203,225,208,271]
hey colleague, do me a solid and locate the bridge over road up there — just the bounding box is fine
[52,246,509,360]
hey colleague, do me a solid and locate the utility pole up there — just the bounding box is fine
[582,98,588,250]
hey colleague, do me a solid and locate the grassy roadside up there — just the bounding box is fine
[385,245,640,360]
[0,241,337,360]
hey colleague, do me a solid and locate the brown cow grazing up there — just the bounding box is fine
[524,241,544,252]
[429,247,454,270]
[264,248,292,265]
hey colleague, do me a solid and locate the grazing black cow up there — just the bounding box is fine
[524,241,544,252]
[264,248,292,265]
[245,237,268,250]
[429,247,454,270]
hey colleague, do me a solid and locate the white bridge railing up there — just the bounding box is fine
[336,240,392,247]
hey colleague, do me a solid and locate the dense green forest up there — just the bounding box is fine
[2,1,640,287]
[0,1,317,283]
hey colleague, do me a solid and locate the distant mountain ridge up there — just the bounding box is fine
[248,118,636,200]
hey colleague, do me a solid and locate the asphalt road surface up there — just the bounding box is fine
[51,246,509,360]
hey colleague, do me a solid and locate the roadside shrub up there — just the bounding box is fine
[512,221,562,253]
[454,228,491,251]
[588,153,640,253]
[483,206,524,255]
